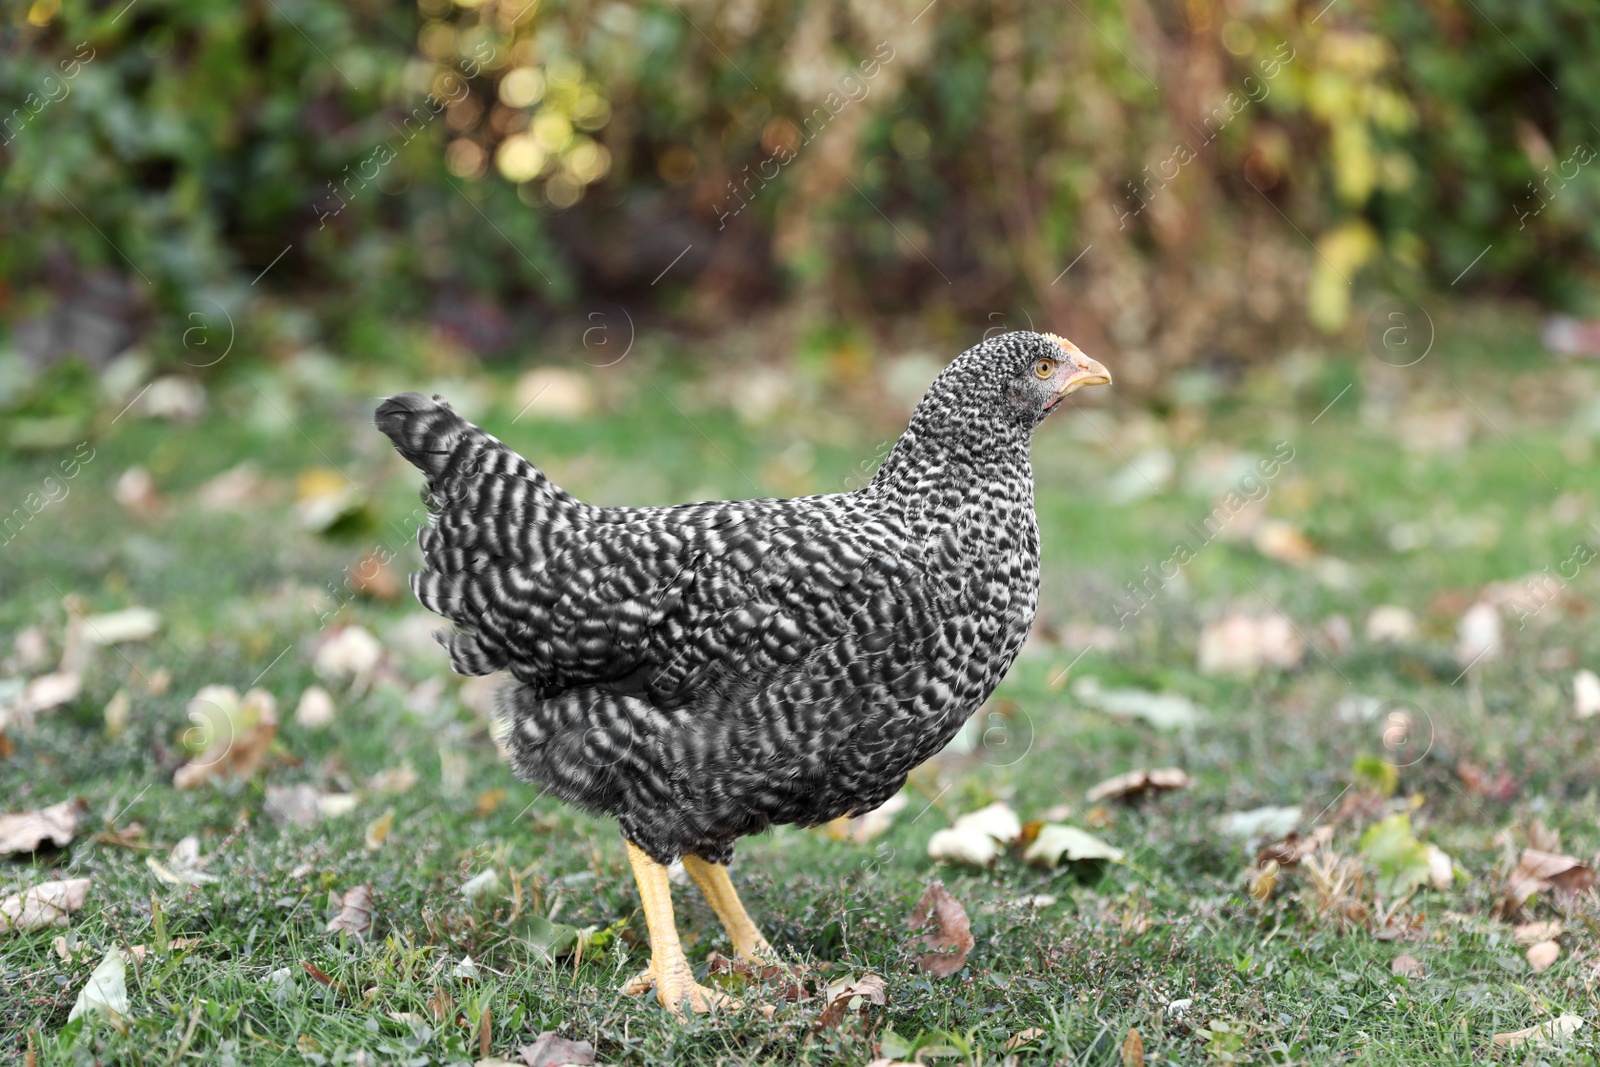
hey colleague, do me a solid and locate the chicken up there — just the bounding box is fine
[374,330,1111,1013]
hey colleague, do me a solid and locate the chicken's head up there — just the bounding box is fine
[972,330,1112,428]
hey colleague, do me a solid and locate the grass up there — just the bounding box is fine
[3,307,1600,1065]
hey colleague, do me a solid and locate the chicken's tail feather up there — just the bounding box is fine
[374,392,580,678]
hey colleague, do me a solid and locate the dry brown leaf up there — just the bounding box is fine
[325,885,374,939]
[706,951,808,1001]
[8,672,81,722]
[1086,767,1193,804]
[1198,614,1304,676]
[519,1031,597,1066]
[301,960,335,986]
[1254,520,1316,565]
[1513,921,1563,943]
[1456,760,1517,801]
[365,809,395,851]
[1257,825,1334,868]
[1391,954,1424,977]
[907,883,974,978]
[1527,940,1560,972]
[814,973,888,1031]
[1492,1014,1584,1048]
[0,878,91,933]
[368,764,420,794]
[1121,1027,1145,1067]
[475,788,508,818]
[0,798,85,854]
[347,550,402,602]
[1527,816,1561,853]
[1506,849,1597,907]
[1003,1027,1045,1052]
[174,686,278,789]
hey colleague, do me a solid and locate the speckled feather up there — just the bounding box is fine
[376,331,1084,864]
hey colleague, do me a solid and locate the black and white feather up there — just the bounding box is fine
[375,331,1090,864]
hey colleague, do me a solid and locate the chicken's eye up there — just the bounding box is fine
[1034,358,1056,380]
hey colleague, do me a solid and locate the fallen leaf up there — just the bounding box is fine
[325,885,374,939]
[1575,669,1600,720]
[0,877,91,932]
[454,955,480,979]
[1365,605,1417,644]
[173,685,278,789]
[1257,826,1333,868]
[113,467,161,517]
[1198,614,1304,676]
[519,1031,597,1066]
[1506,848,1597,907]
[1003,1028,1045,1052]
[951,802,1021,843]
[368,764,420,793]
[1454,602,1501,668]
[348,549,402,602]
[313,626,384,691]
[294,469,368,533]
[461,869,503,902]
[1023,824,1124,866]
[1527,940,1560,972]
[907,883,974,977]
[67,948,128,1022]
[1072,677,1206,730]
[513,368,596,421]
[1391,954,1424,977]
[82,607,161,646]
[146,834,220,886]
[1253,520,1316,565]
[196,463,266,510]
[301,960,335,986]
[294,686,337,729]
[0,798,85,855]
[1456,759,1517,801]
[1360,814,1432,898]
[1121,1027,1145,1067]
[1086,767,1193,804]
[6,672,81,722]
[1426,845,1455,891]
[1492,1014,1584,1049]
[1513,921,1563,943]
[365,809,395,851]
[814,973,888,1031]
[475,788,508,818]
[1248,861,1279,902]
[104,688,131,737]
[264,784,358,827]
[926,826,1000,868]
[706,951,808,1000]
[1217,806,1301,841]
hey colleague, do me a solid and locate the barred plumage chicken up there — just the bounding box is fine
[375,330,1110,1013]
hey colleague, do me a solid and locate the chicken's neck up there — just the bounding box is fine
[865,407,1034,509]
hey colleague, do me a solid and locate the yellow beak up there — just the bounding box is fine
[1057,354,1113,397]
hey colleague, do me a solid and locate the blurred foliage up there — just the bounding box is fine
[2,0,1597,379]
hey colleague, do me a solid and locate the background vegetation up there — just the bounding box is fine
[4,0,1599,391]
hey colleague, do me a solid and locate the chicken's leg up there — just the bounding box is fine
[680,855,775,963]
[621,840,741,1015]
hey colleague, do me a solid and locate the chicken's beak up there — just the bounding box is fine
[1056,354,1113,398]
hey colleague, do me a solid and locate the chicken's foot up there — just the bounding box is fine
[623,840,741,1015]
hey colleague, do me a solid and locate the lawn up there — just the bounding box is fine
[3,308,1600,1065]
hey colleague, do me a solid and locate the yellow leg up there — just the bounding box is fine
[621,841,741,1015]
[680,855,775,963]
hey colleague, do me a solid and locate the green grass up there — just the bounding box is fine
[4,310,1600,1065]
